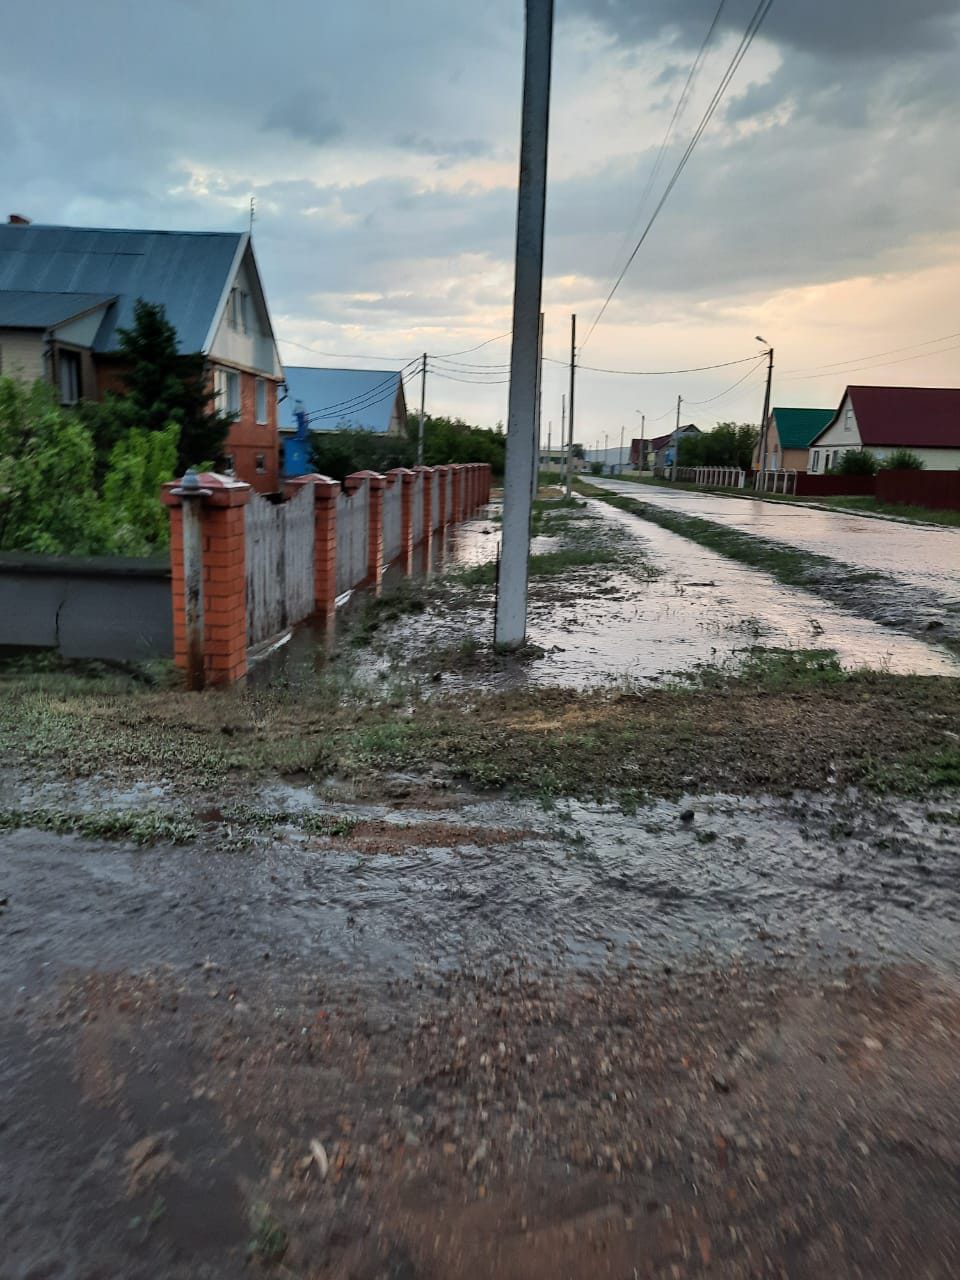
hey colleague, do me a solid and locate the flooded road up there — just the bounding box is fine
[3,777,959,999]
[591,477,960,606]
[367,500,960,690]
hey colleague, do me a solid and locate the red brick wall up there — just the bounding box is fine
[223,368,280,495]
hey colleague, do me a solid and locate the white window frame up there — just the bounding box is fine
[811,449,821,472]
[58,349,82,405]
[225,369,241,416]
[255,377,268,425]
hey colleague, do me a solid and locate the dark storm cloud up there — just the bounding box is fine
[570,0,960,61]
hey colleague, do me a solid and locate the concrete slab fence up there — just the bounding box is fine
[162,462,491,688]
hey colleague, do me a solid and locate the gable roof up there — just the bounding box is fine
[280,366,407,433]
[840,386,960,449]
[648,424,700,452]
[0,289,116,329]
[770,407,834,449]
[0,223,246,353]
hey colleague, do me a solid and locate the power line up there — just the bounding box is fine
[431,330,512,357]
[600,0,730,303]
[684,358,767,404]
[278,336,416,363]
[428,368,511,386]
[580,0,776,353]
[304,363,419,422]
[780,340,960,384]
[781,329,960,376]
[541,352,760,375]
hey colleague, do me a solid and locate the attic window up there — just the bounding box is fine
[844,408,854,431]
[58,350,82,405]
[227,288,249,333]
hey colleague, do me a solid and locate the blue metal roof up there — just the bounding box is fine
[0,289,117,329]
[0,224,243,353]
[279,366,406,433]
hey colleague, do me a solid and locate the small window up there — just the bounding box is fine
[223,454,235,474]
[225,370,240,415]
[812,450,820,471]
[255,377,268,425]
[58,350,82,405]
[844,408,854,431]
[228,288,249,333]
[255,453,266,474]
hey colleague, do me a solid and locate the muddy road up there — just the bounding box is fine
[590,477,960,606]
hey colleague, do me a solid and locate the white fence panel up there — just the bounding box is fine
[336,485,369,596]
[382,479,403,564]
[412,473,424,545]
[245,484,315,647]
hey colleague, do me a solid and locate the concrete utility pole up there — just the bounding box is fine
[560,393,566,488]
[495,0,554,650]
[531,310,544,501]
[417,351,427,466]
[603,432,608,474]
[565,314,576,499]
[672,395,682,480]
[636,410,645,472]
[619,425,625,474]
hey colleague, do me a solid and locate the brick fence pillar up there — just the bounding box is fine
[163,472,251,688]
[413,465,434,546]
[345,469,385,587]
[451,465,463,525]
[388,467,416,569]
[285,472,340,616]
[435,465,450,528]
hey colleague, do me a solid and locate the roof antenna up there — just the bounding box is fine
[249,195,255,233]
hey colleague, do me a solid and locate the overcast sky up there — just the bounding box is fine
[4,0,960,445]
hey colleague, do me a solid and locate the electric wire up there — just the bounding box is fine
[683,358,767,404]
[580,0,776,353]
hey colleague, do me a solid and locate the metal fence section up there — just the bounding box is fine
[335,485,369,596]
[445,469,454,522]
[753,470,797,495]
[245,484,315,647]
[431,472,441,530]
[382,477,403,564]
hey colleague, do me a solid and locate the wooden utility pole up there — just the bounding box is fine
[672,395,682,480]
[565,313,576,499]
[531,310,544,501]
[494,0,554,650]
[417,352,427,466]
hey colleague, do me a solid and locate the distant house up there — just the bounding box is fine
[279,366,409,477]
[807,386,960,474]
[753,407,834,474]
[0,219,283,493]
[649,424,700,471]
[538,445,585,472]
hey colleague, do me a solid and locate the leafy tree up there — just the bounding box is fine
[310,430,415,481]
[0,377,176,556]
[835,448,878,476]
[880,448,924,471]
[101,422,180,554]
[678,423,758,470]
[83,299,233,476]
[0,378,104,554]
[405,413,507,473]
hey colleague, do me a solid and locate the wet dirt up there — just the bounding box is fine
[356,501,960,691]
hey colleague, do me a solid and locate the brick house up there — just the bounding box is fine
[0,219,284,493]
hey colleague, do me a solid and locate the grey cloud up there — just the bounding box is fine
[263,89,342,147]
[393,133,495,161]
[569,0,960,61]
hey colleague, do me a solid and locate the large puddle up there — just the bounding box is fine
[3,785,959,998]
[360,500,959,690]
[593,478,960,607]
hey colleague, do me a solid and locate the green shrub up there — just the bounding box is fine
[880,448,924,471]
[836,448,878,476]
[589,461,604,476]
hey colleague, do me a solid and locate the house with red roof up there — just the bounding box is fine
[808,386,960,473]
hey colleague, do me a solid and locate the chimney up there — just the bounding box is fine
[8,214,31,225]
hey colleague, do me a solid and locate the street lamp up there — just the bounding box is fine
[635,409,645,473]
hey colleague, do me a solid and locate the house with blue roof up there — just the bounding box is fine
[279,365,408,477]
[0,217,284,492]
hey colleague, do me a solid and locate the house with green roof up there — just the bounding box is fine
[753,407,835,474]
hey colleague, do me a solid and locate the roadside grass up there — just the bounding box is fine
[0,805,196,844]
[3,666,959,803]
